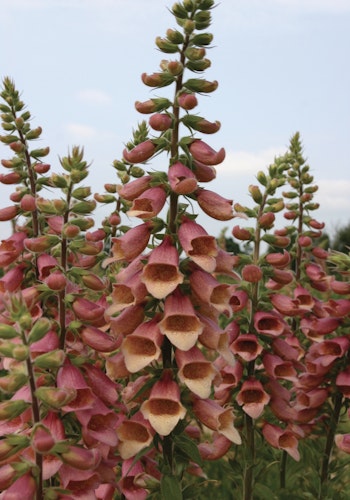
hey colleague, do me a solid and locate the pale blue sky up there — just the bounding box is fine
[1,0,349,239]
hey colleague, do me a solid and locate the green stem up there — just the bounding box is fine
[243,413,255,500]
[280,450,287,490]
[319,391,343,497]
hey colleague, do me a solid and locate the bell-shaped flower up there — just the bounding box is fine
[141,236,184,299]
[236,378,270,419]
[214,358,244,404]
[106,271,147,315]
[295,388,328,409]
[306,337,350,369]
[119,459,148,500]
[57,362,96,412]
[168,162,198,194]
[254,310,288,337]
[262,423,300,461]
[262,353,298,382]
[175,346,218,398]
[127,186,167,219]
[0,264,25,293]
[76,397,121,447]
[190,269,232,315]
[109,304,145,338]
[159,289,203,350]
[193,398,241,444]
[83,364,121,406]
[300,316,341,340]
[189,139,225,166]
[197,313,224,350]
[229,289,249,313]
[121,318,163,372]
[178,217,218,272]
[117,412,154,460]
[196,188,234,221]
[140,370,186,436]
[0,232,26,267]
[230,333,263,362]
[104,222,152,265]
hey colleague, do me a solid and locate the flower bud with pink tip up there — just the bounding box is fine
[177,92,198,110]
[149,113,172,131]
[140,369,186,436]
[123,140,156,164]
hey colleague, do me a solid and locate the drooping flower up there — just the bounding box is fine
[189,139,225,166]
[190,269,232,315]
[178,217,218,272]
[159,288,203,351]
[141,236,184,299]
[230,333,263,362]
[127,187,167,219]
[175,346,218,398]
[254,310,288,337]
[193,397,241,444]
[118,175,152,201]
[236,378,270,419]
[123,139,156,164]
[168,162,198,194]
[196,188,233,221]
[121,318,163,372]
[262,353,298,382]
[117,412,154,460]
[140,370,186,436]
[262,423,300,461]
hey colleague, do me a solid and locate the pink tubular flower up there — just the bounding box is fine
[159,289,203,350]
[118,175,152,201]
[119,459,148,500]
[190,269,232,314]
[336,367,350,397]
[0,205,19,221]
[109,304,145,338]
[121,318,163,372]
[57,362,96,412]
[141,236,184,299]
[168,162,198,194]
[193,398,241,444]
[104,222,152,265]
[236,378,270,419]
[193,160,217,182]
[1,472,36,499]
[61,445,101,471]
[198,433,232,461]
[81,325,122,352]
[0,232,26,267]
[117,412,154,460]
[254,310,288,337]
[72,297,105,323]
[262,353,298,382]
[189,139,225,166]
[106,271,147,315]
[123,140,156,164]
[300,316,341,340]
[127,187,167,219]
[178,217,218,272]
[262,423,300,461]
[230,334,263,362]
[175,346,218,398]
[0,264,25,293]
[196,188,233,221]
[140,370,186,436]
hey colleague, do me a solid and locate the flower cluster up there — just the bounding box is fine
[0,1,350,499]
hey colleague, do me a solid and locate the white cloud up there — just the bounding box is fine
[65,123,97,141]
[219,147,287,177]
[77,89,112,105]
[317,179,350,210]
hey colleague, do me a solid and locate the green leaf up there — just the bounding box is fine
[174,434,203,466]
[160,474,182,500]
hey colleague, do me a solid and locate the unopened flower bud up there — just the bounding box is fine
[20,194,36,212]
[232,225,253,241]
[62,224,80,238]
[258,212,275,229]
[135,98,172,114]
[30,146,50,158]
[242,264,263,283]
[149,113,173,131]
[9,141,25,153]
[155,37,179,53]
[184,78,218,93]
[0,324,18,339]
[182,115,220,134]
[0,205,19,221]
[0,172,21,184]
[141,72,175,88]
[34,162,50,174]
[166,28,184,44]
[0,400,30,420]
[298,235,312,247]
[25,126,42,140]
[248,184,263,204]
[45,271,67,291]
[177,92,198,110]
[94,193,116,203]
[189,139,225,165]
[28,317,51,343]
[24,235,60,252]
[123,140,156,164]
[34,349,66,369]
[35,386,77,409]
[185,47,206,61]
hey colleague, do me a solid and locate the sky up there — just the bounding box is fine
[1,0,350,240]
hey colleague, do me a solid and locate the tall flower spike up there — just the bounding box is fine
[141,236,184,299]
